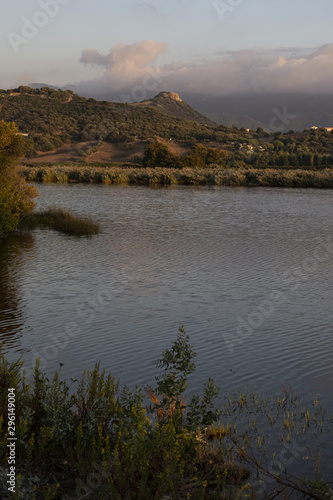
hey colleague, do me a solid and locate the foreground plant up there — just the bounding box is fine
[0,330,332,499]
[0,121,38,235]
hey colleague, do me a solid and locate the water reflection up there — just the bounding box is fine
[0,232,35,351]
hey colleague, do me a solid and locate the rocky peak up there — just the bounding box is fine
[157,91,182,102]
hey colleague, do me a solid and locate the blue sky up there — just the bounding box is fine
[1,0,333,98]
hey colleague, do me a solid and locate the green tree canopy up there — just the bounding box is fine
[0,120,38,234]
[142,142,182,169]
[184,144,227,168]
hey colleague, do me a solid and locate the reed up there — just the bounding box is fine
[18,164,333,188]
[19,207,100,236]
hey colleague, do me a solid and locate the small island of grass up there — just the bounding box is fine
[18,207,100,236]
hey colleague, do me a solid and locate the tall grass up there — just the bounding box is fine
[19,207,100,236]
[18,164,333,188]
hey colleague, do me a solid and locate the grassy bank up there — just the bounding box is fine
[1,329,332,499]
[18,207,100,236]
[18,164,333,188]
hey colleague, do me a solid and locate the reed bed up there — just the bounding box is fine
[18,164,333,188]
[19,207,100,236]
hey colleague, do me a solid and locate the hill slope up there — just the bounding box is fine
[0,87,221,156]
[136,91,216,127]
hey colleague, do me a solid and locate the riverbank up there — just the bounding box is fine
[18,164,333,188]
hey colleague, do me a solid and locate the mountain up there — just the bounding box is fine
[0,87,226,160]
[26,82,333,132]
[135,91,216,127]
[200,110,269,131]
[2,86,333,167]
[28,83,57,90]
[187,93,333,132]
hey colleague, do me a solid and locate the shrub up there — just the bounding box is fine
[0,121,37,234]
[1,329,333,498]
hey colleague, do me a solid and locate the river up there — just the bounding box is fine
[1,183,332,478]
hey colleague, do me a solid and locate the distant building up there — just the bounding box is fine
[311,126,333,132]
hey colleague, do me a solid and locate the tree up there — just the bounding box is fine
[0,120,38,234]
[142,142,181,169]
[184,144,227,168]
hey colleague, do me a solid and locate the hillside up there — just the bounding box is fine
[0,86,220,153]
[136,91,216,127]
[1,86,333,168]
[0,86,242,163]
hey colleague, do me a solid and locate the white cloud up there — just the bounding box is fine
[80,41,167,80]
[77,41,333,100]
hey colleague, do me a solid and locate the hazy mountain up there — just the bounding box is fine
[186,93,333,132]
[200,111,268,131]
[28,83,58,90]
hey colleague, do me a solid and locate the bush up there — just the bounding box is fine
[0,121,37,234]
[1,330,332,498]
[142,142,182,169]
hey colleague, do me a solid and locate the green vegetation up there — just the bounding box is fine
[142,142,227,169]
[2,87,333,187]
[142,91,216,127]
[18,164,333,188]
[2,87,333,175]
[0,87,221,155]
[142,142,183,169]
[1,329,332,499]
[18,207,100,236]
[0,120,37,235]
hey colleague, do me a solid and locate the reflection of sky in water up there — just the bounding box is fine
[1,184,333,477]
[0,233,35,351]
[1,184,332,390]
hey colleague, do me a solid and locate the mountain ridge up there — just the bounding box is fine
[134,91,216,127]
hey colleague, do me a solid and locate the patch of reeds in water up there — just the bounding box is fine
[19,207,100,236]
[18,164,333,188]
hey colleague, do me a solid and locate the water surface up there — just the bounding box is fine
[1,184,332,476]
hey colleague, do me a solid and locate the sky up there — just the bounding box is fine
[1,0,333,101]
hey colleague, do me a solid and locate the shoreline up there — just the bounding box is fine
[18,164,333,188]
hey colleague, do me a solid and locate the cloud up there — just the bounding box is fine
[80,41,167,80]
[77,41,333,101]
[168,44,333,95]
